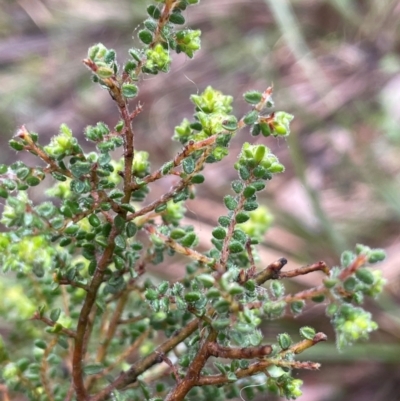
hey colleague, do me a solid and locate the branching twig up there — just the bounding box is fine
[40,337,58,401]
[145,225,213,265]
[31,312,77,338]
[165,330,218,401]
[89,329,150,384]
[91,318,200,401]
[72,227,119,400]
[131,136,217,191]
[199,333,326,386]
[339,254,368,280]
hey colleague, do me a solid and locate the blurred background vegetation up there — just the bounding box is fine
[1,0,399,400]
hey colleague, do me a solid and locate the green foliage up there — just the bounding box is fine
[0,1,387,401]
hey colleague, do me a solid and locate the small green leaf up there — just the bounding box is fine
[126,222,137,237]
[138,29,153,44]
[169,12,185,24]
[218,216,231,227]
[34,340,47,350]
[182,158,195,174]
[147,5,161,19]
[114,215,125,231]
[243,91,262,104]
[170,228,186,239]
[228,241,244,253]
[214,299,230,313]
[59,237,72,247]
[231,180,244,194]
[290,300,305,314]
[58,337,69,349]
[254,146,266,163]
[0,186,8,199]
[114,234,126,250]
[266,365,285,378]
[84,364,104,375]
[235,212,249,223]
[228,284,244,295]
[222,116,238,131]
[238,166,250,180]
[181,232,197,247]
[109,189,124,199]
[88,214,101,227]
[122,83,138,98]
[95,236,108,248]
[323,278,338,289]
[206,288,221,298]
[368,249,386,263]
[16,167,30,180]
[271,281,285,298]
[155,203,167,212]
[355,268,374,285]
[50,308,61,322]
[244,280,256,292]
[129,48,142,62]
[243,110,259,125]
[9,139,24,151]
[259,122,271,136]
[212,318,231,331]
[197,274,215,288]
[120,203,136,213]
[277,333,292,350]
[124,60,137,73]
[311,294,325,303]
[251,123,261,136]
[64,225,80,235]
[113,255,125,270]
[191,174,204,184]
[243,186,256,198]
[145,289,158,301]
[88,260,97,276]
[224,195,237,211]
[212,227,226,240]
[184,291,201,302]
[60,205,73,218]
[161,161,174,175]
[343,276,357,291]
[158,281,169,295]
[299,326,316,340]
[26,176,41,186]
[144,18,157,32]
[96,66,114,79]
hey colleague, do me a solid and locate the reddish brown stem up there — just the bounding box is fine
[91,318,200,401]
[165,330,218,401]
[130,136,217,191]
[279,261,330,278]
[128,147,212,221]
[339,254,368,280]
[208,343,273,359]
[72,228,118,400]
[252,258,288,285]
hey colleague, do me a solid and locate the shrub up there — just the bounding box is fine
[0,1,386,400]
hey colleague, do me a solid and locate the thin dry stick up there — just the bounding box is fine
[40,337,58,401]
[31,312,77,338]
[145,225,213,265]
[89,329,151,384]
